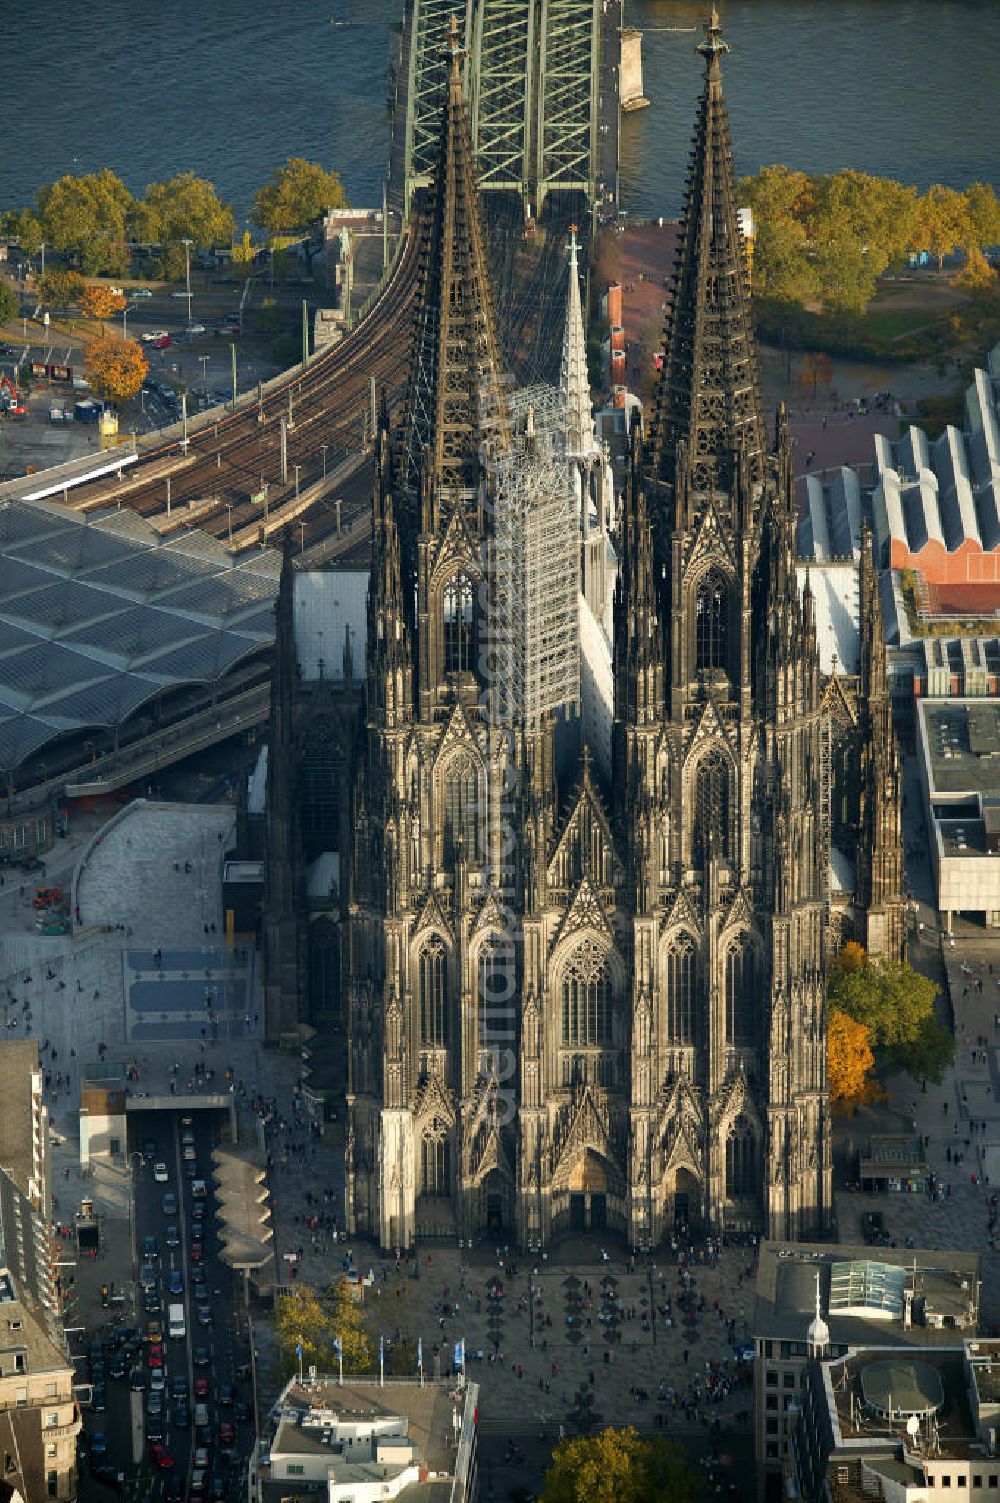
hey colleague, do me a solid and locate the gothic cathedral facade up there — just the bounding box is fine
[266,14,904,1251]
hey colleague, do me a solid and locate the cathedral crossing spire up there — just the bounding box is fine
[649,6,767,509]
[562,225,595,462]
[399,14,509,508]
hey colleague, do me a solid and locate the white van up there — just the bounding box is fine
[168,1302,186,1339]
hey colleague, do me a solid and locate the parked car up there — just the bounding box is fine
[162,1193,178,1216]
[141,330,170,344]
[165,1224,179,1247]
[153,1163,169,1184]
[131,287,153,297]
[149,1442,174,1469]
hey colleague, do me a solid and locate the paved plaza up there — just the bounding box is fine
[8,756,1000,1498]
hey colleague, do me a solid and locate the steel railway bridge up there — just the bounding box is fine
[397,0,606,214]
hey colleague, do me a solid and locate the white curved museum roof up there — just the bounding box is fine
[0,498,281,767]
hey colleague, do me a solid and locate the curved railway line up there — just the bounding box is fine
[56,196,583,570]
[66,221,423,557]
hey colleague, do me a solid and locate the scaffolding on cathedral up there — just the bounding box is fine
[489,384,579,728]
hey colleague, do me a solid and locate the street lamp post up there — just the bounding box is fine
[199,354,209,395]
[321,443,329,480]
[122,303,135,342]
[181,238,194,325]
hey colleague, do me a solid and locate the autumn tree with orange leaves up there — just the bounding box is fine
[827,1009,875,1106]
[85,337,147,406]
[80,284,126,331]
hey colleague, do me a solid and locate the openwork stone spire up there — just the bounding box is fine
[649,7,767,506]
[400,16,508,506]
[561,226,594,462]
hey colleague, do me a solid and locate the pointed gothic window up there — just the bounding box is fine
[725,1117,757,1198]
[725,938,756,1046]
[561,941,612,1047]
[298,718,341,863]
[665,937,696,1044]
[418,937,449,1047]
[695,570,729,673]
[442,754,478,865]
[478,937,514,1052]
[692,749,731,869]
[420,1137,451,1197]
[443,573,475,674]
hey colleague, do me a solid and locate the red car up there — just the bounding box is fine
[218,1422,234,1446]
[194,1377,210,1398]
[151,336,172,349]
[149,1442,175,1469]
[148,1342,164,1368]
[190,1241,203,1263]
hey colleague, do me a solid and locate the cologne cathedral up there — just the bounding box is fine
[261,13,904,1250]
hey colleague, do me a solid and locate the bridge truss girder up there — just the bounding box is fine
[536,0,600,206]
[403,0,602,214]
[405,0,475,207]
[470,0,535,195]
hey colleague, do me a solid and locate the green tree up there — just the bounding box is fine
[915,184,972,272]
[38,269,87,308]
[828,947,941,1072]
[886,1011,954,1085]
[131,172,235,278]
[35,169,134,274]
[964,182,1000,251]
[738,165,816,303]
[0,207,44,255]
[251,157,347,235]
[541,1429,702,1503]
[0,279,18,326]
[274,1280,371,1379]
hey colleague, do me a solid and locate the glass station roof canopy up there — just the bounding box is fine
[0,498,281,769]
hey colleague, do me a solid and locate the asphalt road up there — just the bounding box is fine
[77,1108,256,1503]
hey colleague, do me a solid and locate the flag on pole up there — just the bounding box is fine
[453,1338,465,1371]
[379,1332,385,1387]
[295,1342,303,1361]
[417,1337,423,1368]
[332,1336,342,1359]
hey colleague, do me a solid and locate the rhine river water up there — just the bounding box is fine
[0,0,996,225]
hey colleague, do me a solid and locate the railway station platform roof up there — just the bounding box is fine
[0,495,281,769]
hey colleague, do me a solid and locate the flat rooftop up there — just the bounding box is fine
[272,1379,461,1476]
[754,1243,980,1346]
[939,818,990,858]
[829,1349,977,1460]
[922,700,1000,799]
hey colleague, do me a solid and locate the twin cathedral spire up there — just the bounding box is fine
[333,7,900,1249]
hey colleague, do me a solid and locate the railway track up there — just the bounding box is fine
[62,195,580,567]
[68,222,422,555]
